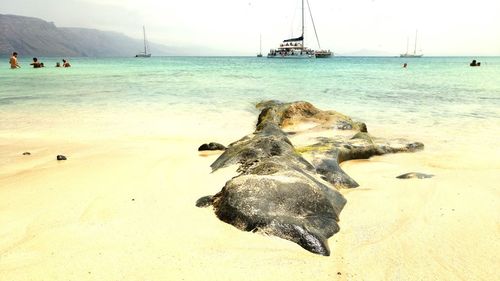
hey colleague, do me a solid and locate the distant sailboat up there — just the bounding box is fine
[257,34,263,57]
[135,26,151,58]
[400,30,423,58]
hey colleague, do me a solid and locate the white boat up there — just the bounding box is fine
[267,0,315,59]
[135,26,151,58]
[400,30,423,58]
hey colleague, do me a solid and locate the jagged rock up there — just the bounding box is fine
[56,155,67,161]
[198,142,226,151]
[198,101,424,256]
[396,172,434,179]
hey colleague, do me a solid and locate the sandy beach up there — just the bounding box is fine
[0,105,498,281]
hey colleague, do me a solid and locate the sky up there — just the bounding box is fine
[1,0,499,56]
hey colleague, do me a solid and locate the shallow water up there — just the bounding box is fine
[1,57,499,281]
[1,56,499,143]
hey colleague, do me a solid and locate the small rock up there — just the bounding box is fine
[335,121,352,130]
[337,272,342,275]
[358,122,368,133]
[22,152,31,155]
[56,155,67,161]
[198,142,226,151]
[351,132,374,143]
[396,172,434,179]
[195,196,213,207]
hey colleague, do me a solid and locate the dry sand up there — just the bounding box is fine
[0,111,499,281]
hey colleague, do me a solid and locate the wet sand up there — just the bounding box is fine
[0,110,499,281]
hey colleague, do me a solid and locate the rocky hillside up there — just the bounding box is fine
[0,14,173,57]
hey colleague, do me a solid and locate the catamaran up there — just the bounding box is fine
[400,30,423,58]
[135,26,151,58]
[267,0,315,59]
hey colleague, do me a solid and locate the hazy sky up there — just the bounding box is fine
[1,0,499,55]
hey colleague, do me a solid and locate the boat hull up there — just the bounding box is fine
[315,53,332,58]
[400,54,423,58]
[135,54,151,58]
[267,54,314,59]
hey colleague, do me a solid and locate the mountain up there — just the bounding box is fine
[0,14,174,57]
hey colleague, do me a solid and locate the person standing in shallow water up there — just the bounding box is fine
[62,59,71,67]
[9,52,20,69]
[30,58,43,68]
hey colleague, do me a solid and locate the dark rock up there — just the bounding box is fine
[350,132,374,144]
[396,172,434,179]
[198,100,424,255]
[198,142,226,151]
[313,156,360,188]
[22,152,31,155]
[357,122,368,133]
[56,155,67,161]
[297,136,423,188]
[211,167,346,256]
[195,196,213,207]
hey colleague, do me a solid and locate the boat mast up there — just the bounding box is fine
[413,30,418,55]
[306,0,321,49]
[260,33,262,54]
[143,26,147,55]
[406,37,409,55]
[301,0,304,49]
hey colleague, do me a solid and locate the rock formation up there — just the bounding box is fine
[197,101,424,256]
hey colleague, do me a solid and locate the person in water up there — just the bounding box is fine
[30,57,43,68]
[403,63,408,68]
[62,59,71,67]
[55,62,61,67]
[470,60,481,67]
[9,52,20,69]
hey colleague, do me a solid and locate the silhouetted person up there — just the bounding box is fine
[477,62,481,66]
[56,62,61,67]
[470,60,477,67]
[403,63,408,68]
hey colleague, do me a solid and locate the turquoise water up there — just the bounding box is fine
[1,56,500,134]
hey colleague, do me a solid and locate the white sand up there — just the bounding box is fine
[0,110,499,281]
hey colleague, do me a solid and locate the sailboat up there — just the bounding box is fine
[267,0,314,59]
[135,26,151,58]
[257,34,263,57]
[400,30,423,58]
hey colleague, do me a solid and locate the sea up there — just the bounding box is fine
[1,56,500,148]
